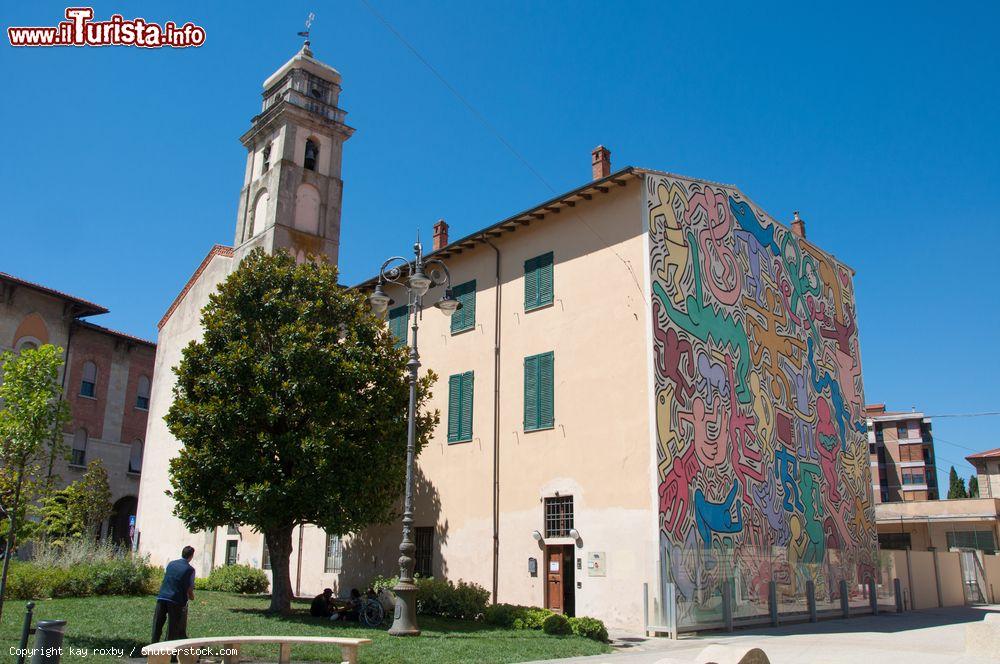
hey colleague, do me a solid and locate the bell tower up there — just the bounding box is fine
[234,42,354,265]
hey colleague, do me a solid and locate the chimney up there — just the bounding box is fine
[433,219,449,251]
[791,210,806,239]
[591,145,611,180]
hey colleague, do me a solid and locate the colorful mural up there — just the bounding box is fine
[646,173,876,625]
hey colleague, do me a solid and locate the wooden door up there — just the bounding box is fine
[545,547,564,612]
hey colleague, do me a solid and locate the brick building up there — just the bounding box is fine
[0,272,155,543]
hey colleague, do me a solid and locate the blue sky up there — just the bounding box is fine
[2,1,998,486]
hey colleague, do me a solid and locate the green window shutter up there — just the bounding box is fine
[524,355,539,430]
[538,352,554,429]
[524,252,554,311]
[451,280,476,334]
[461,371,474,441]
[524,352,554,431]
[448,374,461,442]
[389,305,408,348]
[448,371,474,443]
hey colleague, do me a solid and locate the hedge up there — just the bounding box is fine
[5,559,159,600]
[369,575,489,621]
[203,564,269,594]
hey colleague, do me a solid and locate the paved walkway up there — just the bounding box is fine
[529,605,1000,664]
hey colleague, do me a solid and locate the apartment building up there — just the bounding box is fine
[867,404,939,503]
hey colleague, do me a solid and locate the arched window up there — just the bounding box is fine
[129,440,143,473]
[250,191,269,238]
[136,375,151,410]
[15,339,38,352]
[304,139,319,171]
[262,144,271,172]
[72,428,88,466]
[80,361,97,398]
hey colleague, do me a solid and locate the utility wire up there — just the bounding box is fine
[925,411,1000,419]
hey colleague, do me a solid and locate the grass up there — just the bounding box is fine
[1,592,612,663]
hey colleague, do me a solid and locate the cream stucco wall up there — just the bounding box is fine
[135,251,233,573]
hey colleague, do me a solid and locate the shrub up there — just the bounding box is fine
[204,564,269,594]
[484,603,554,630]
[5,563,53,600]
[542,612,572,635]
[6,540,158,599]
[568,616,608,642]
[194,577,210,591]
[368,575,399,595]
[414,577,489,621]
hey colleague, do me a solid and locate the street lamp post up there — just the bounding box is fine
[370,237,460,637]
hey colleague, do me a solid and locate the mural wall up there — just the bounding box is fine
[646,173,876,626]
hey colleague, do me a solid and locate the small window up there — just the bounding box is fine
[874,423,884,443]
[897,422,909,439]
[524,351,554,432]
[414,527,433,578]
[304,139,319,171]
[225,540,238,566]
[524,252,554,311]
[136,375,151,410]
[388,305,408,348]
[447,372,474,443]
[71,428,88,466]
[129,440,143,473]
[262,542,271,570]
[544,496,574,538]
[262,144,271,172]
[324,532,342,573]
[80,361,97,398]
[227,524,239,535]
[450,280,476,334]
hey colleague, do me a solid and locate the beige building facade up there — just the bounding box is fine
[0,272,155,543]
[967,447,1000,500]
[137,45,873,630]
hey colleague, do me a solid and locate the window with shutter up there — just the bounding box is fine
[450,280,476,334]
[524,252,554,311]
[524,351,554,431]
[388,305,408,347]
[447,371,474,443]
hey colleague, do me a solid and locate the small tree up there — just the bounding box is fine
[948,466,968,499]
[166,250,438,614]
[968,475,979,498]
[0,345,71,619]
[39,459,113,544]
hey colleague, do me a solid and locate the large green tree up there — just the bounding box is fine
[0,344,71,619]
[166,249,437,614]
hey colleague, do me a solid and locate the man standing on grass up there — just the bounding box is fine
[152,545,196,643]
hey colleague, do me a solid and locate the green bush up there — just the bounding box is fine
[368,574,399,595]
[6,542,159,600]
[204,564,269,594]
[483,603,554,630]
[194,577,210,591]
[542,612,572,635]
[414,577,489,621]
[568,616,608,642]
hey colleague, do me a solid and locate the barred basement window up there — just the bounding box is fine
[544,496,574,538]
[325,532,342,573]
[414,527,433,578]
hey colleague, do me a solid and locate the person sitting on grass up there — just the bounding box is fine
[330,588,363,622]
[310,588,334,618]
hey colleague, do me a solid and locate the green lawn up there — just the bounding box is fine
[2,592,611,663]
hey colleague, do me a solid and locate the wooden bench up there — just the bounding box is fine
[141,635,372,664]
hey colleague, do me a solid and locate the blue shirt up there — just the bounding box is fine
[157,558,195,606]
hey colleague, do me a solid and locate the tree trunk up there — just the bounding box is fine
[265,524,295,614]
[0,464,25,622]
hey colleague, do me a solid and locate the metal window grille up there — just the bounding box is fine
[544,496,574,538]
[262,543,271,570]
[227,524,239,535]
[325,533,342,573]
[414,527,433,578]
